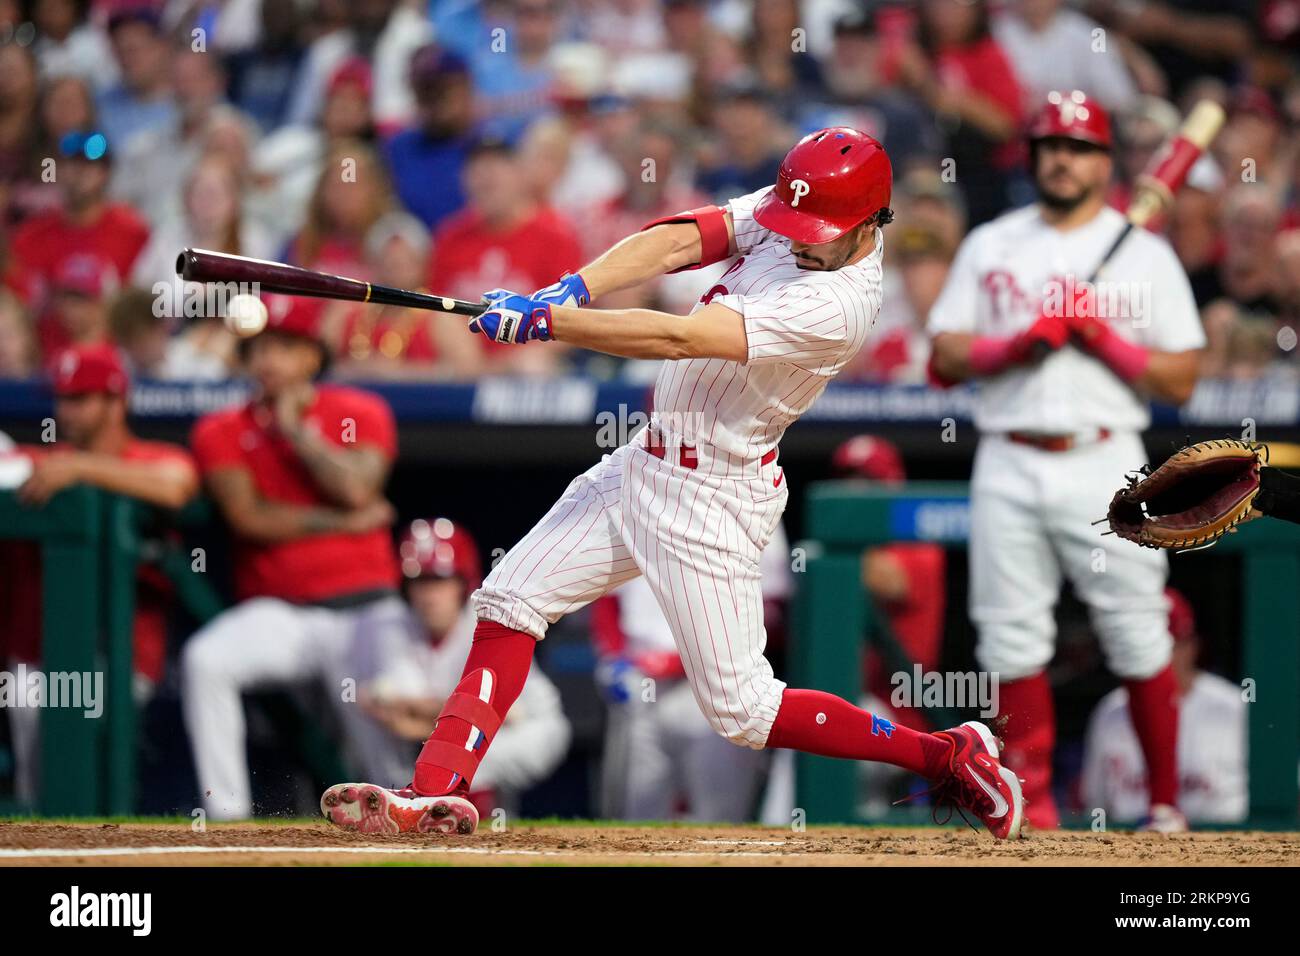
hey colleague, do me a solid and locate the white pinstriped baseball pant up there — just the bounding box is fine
[473,435,789,749]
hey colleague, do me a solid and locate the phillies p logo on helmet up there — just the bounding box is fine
[789,179,811,207]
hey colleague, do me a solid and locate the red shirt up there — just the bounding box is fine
[190,385,400,603]
[10,203,150,359]
[0,439,196,683]
[428,206,582,355]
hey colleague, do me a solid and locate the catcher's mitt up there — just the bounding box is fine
[1107,439,1267,551]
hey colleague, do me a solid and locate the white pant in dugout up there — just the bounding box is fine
[474,434,789,749]
[181,594,412,819]
[969,431,1172,682]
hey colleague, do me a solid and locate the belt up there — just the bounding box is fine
[1005,428,1111,452]
[644,433,777,471]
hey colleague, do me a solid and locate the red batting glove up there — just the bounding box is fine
[968,313,1069,377]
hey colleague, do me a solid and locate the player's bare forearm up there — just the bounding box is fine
[1135,348,1202,406]
[549,302,748,362]
[68,454,199,510]
[578,220,724,299]
[284,427,390,509]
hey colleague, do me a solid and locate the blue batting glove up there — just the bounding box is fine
[532,272,590,309]
[469,289,554,344]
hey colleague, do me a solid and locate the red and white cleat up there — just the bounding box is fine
[320,783,479,835]
[932,721,1025,840]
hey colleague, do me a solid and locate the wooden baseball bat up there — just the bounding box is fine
[175,248,487,317]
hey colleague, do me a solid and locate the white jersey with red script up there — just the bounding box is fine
[1081,673,1247,824]
[927,203,1205,434]
[473,187,883,748]
[650,186,885,476]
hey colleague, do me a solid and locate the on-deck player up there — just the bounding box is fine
[927,91,1205,832]
[322,127,1026,839]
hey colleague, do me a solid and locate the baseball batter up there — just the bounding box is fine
[322,127,1026,839]
[928,91,1206,832]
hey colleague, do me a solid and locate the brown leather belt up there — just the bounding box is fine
[645,436,777,471]
[1006,428,1111,452]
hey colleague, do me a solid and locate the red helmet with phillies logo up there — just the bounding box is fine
[1028,90,1112,150]
[399,517,482,592]
[753,127,893,244]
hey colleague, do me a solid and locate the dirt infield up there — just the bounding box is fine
[1,820,1298,866]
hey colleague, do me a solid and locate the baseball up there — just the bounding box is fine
[224,293,269,337]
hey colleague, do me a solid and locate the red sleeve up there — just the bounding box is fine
[332,388,397,459]
[189,412,245,476]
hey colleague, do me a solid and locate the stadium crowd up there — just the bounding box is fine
[0,0,1288,823]
[0,0,1297,385]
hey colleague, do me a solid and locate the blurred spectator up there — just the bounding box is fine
[322,211,485,379]
[112,46,251,226]
[356,517,570,816]
[248,57,380,245]
[1275,229,1300,328]
[468,0,565,141]
[1215,86,1289,188]
[96,7,178,150]
[48,251,117,351]
[810,9,940,176]
[0,288,37,378]
[383,43,472,230]
[745,0,827,115]
[11,129,150,360]
[132,153,275,291]
[288,139,396,278]
[994,0,1138,113]
[284,0,433,132]
[1081,588,1247,824]
[695,84,787,201]
[593,524,790,822]
[31,0,119,92]
[899,0,1025,224]
[848,221,949,383]
[583,0,669,54]
[224,0,310,133]
[0,42,38,207]
[1085,0,1256,100]
[181,295,402,820]
[428,135,583,374]
[109,286,170,378]
[0,343,198,804]
[1201,182,1286,313]
[109,285,237,382]
[10,74,97,223]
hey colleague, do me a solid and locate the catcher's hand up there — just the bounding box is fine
[1106,439,1267,551]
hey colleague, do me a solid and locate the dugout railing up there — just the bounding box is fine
[794,481,1300,828]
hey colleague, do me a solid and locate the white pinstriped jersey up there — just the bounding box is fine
[650,186,885,469]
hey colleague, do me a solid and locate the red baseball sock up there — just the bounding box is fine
[997,673,1058,827]
[1124,664,1180,808]
[766,688,952,779]
[412,621,535,796]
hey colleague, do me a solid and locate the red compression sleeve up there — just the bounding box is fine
[641,205,730,272]
[967,336,1021,376]
[1083,325,1152,384]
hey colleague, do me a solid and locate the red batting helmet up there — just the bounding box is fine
[831,434,906,483]
[753,127,893,244]
[399,518,482,592]
[1028,90,1112,150]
